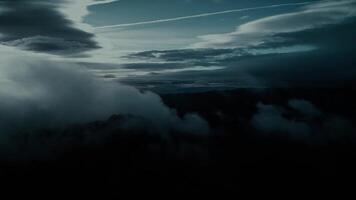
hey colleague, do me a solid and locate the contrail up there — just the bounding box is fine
[94,1,318,30]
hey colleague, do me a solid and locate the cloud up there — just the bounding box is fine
[252,103,312,139]
[252,99,355,142]
[58,0,118,31]
[126,44,317,65]
[288,99,322,118]
[59,0,118,23]
[126,48,236,62]
[126,0,355,64]
[0,52,209,143]
[2,36,97,55]
[122,0,356,89]
[0,0,102,55]
[193,0,356,48]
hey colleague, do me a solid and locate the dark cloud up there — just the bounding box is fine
[252,103,312,139]
[122,62,193,70]
[2,36,97,54]
[127,48,236,62]
[0,0,99,55]
[259,18,356,54]
[252,99,356,142]
[288,99,322,118]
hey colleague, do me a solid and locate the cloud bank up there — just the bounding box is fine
[252,103,312,139]
[0,52,209,142]
[252,99,355,141]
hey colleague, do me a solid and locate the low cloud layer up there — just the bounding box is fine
[252,99,355,141]
[0,54,209,143]
[252,103,312,139]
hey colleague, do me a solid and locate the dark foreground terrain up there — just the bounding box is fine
[1,88,356,197]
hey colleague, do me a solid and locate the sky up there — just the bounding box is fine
[0,0,355,150]
[0,0,356,162]
[0,0,355,90]
[88,0,320,51]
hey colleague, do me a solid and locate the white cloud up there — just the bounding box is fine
[59,0,118,30]
[0,47,209,138]
[192,0,356,48]
[56,0,124,63]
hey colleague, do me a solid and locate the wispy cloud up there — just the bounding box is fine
[192,0,356,48]
[60,0,118,26]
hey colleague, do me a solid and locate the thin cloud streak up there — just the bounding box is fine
[94,1,320,31]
